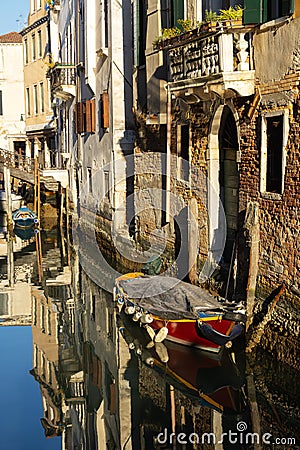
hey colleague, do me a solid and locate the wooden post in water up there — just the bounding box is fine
[188,197,198,284]
[65,185,70,265]
[244,201,260,331]
[33,157,38,213]
[4,165,14,287]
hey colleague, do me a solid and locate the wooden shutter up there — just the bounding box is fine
[109,382,116,414]
[173,0,184,26]
[243,0,263,24]
[86,100,92,133]
[101,92,109,129]
[82,101,87,132]
[90,98,96,133]
[282,0,294,16]
[76,102,84,133]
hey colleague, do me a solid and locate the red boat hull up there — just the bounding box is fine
[151,317,234,352]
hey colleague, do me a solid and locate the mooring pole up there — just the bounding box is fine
[4,165,14,287]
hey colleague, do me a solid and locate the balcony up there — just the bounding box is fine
[48,64,76,100]
[167,25,255,101]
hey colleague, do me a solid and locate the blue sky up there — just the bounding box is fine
[0,1,30,35]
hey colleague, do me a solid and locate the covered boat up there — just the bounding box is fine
[12,206,38,229]
[115,273,246,353]
[118,314,245,414]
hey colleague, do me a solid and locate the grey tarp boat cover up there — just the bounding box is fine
[118,275,225,320]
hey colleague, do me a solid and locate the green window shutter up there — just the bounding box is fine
[282,0,295,15]
[173,0,184,26]
[243,0,263,24]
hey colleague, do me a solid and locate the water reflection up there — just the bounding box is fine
[0,219,299,449]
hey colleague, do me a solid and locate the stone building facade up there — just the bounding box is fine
[132,0,300,366]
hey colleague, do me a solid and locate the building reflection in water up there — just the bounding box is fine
[29,240,249,450]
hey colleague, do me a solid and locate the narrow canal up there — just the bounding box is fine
[0,214,299,449]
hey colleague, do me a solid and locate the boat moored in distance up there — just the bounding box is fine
[115,273,246,353]
[12,206,38,229]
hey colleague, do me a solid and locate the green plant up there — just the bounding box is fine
[177,19,192,32]
[205,10,218,22]
[153,26,182,46]
[219,5,243,20]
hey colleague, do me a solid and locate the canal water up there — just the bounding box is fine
[0,215,299,449]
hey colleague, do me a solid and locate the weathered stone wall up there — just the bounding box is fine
[238,73,300,366]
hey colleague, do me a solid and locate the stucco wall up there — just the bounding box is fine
[253,17,300,83]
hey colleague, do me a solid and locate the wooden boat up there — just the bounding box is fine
[115,273,246,353]
[12,206,38,229]
[118,314,245,414]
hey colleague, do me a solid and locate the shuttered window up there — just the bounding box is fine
[75,99,95,133]
[100,92,109,129]
[244,0,294,24]
[172,0,184,26]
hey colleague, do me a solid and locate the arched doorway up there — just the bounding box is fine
[218,106,239,265]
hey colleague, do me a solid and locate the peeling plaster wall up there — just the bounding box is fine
[253,17,300,83]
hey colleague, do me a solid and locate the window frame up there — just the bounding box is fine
[176,123,191,182]
[32,33,36,61]
[38,30,42,58]
[260,109,289,195]
[40,82,44,113]
[33,84,38,115]
[24,38,28,64]
[26,87,31,116]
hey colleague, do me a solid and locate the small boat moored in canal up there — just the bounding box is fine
[12,206,38,229]
[115,273,246,353]
[118,314,245,414]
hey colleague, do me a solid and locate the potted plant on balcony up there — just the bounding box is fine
[219,5,243,27]
[204,9,219,31]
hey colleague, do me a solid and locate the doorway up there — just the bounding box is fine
[218,106,239,265]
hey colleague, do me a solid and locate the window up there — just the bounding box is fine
[91,294,96,320]
[47,309,51,335]
[31,0,36,14]
[260,110,289,195]
[75,99,95,133]
[24,38,28,64]
[244,0,294,24]
[34,84,38,114]
[40,82,44,113]
[38,30,42,58]
[0,91,2,115]
[104,170,110,201]
[87,167,93,194]
[37,0,42,9]
[100,92,109,129]
[133,0,146,66]
[26,87,31,116]
[104,0,109,47]
[177,124,190,181]
[32,34,36,60]
[170,0,184,27]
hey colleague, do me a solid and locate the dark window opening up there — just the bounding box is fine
[91,294,96,320]
[266,115,283,193]
[0,91,3,115]
[104,0,109,48]
[88,167,92,194]
[178,124,190,181]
